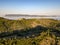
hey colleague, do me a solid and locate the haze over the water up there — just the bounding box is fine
[0,0,60,17]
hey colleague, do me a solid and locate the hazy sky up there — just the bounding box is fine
[0,0,60,17]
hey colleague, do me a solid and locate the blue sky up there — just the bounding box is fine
[0,0,60,17]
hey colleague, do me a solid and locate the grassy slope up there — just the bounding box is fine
[0,17,60,31]
[0,17,60,45]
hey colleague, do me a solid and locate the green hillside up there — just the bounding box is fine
[0,17,60,45]
[0,17,60,31]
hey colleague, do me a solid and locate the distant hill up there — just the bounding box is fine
[5,14,60,17]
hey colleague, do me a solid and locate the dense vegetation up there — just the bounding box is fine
[0,17,60,45]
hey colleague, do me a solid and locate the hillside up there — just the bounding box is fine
[0,17,60,31]
[0,17,60,45]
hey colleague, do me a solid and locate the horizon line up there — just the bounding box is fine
[5,14,60,17]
